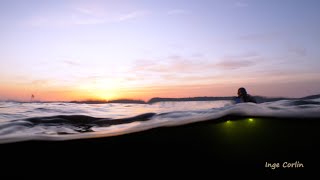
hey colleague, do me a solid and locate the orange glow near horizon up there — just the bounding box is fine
[1,82,232,102]
[1,79,320,102]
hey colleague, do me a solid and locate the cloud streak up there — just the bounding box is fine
[167,9,188,15]
[61,60,81,66]
[116,11,148,22]
[72,1,148,24]
[215,60,254,70]
[288,46,307,57]
[130,56,216,74]
[239,32,281,42]
[25,1,148,27]
[215,52,261,70]
[235,2,249,8]
[130,52,263,75]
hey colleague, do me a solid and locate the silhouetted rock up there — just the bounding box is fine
[69,100,108,104]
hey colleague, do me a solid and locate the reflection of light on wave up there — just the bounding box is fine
[92,121,142,135]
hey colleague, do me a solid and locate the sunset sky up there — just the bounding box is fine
[1,0,320,101]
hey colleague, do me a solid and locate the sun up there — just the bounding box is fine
[77,78,125,101]
[94,90,119,101]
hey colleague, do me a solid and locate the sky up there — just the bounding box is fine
[1,0,320,101]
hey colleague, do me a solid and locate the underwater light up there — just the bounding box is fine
[248,118,254,122]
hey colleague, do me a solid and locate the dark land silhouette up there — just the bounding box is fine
[67,94,320,104]
[69,99,145,104]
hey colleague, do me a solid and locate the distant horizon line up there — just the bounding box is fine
[2,93,319,104]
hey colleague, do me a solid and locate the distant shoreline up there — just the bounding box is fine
[3,94,319,104]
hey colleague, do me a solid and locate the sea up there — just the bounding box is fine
[1,98,320,144]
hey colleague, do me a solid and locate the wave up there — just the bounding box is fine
[0,99,320,144]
